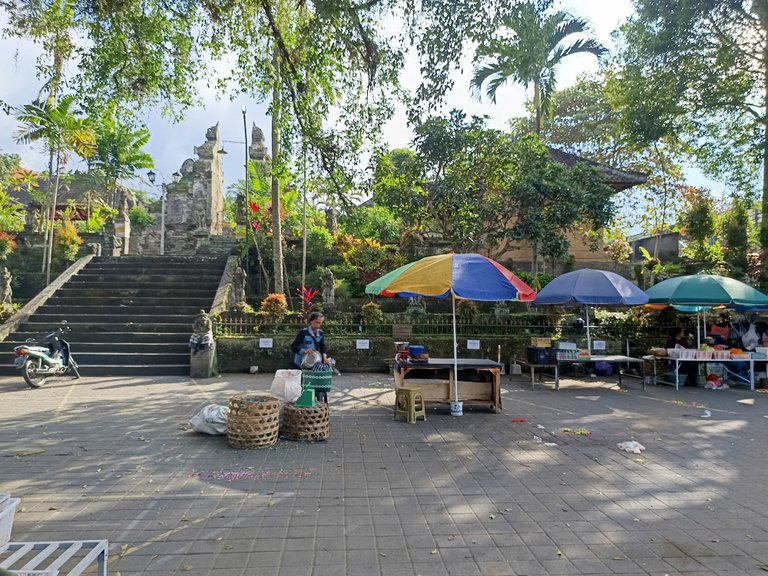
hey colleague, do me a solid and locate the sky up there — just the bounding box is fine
[0,0,716,203]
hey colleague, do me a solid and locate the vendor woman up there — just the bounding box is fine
[665,327,698,386]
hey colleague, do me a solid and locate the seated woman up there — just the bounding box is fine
[664,328,697,386]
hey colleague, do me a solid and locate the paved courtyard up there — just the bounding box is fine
[1,370,768,575]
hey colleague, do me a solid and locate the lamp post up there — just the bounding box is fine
[147,170,180,256]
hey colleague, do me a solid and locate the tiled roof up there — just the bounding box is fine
[547,147,648,191]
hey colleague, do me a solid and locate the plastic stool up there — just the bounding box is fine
[394,385,427,423]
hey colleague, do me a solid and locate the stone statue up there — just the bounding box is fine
[189,310,216,378]
[322,268,335,307]
[87,243,103,256]
[1,267,12,309]
[192,309,213,336]
[232,265,247,305]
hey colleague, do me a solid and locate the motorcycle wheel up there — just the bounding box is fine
[22,359,48,388]
[69,357,81,379]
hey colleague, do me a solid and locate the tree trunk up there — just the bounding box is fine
[271,46,285,294]
[45,149,62,286]
[533,79,542,136]
[761,35,768,287]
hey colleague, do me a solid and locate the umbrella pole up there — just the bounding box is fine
[585,305,592,353]
[452,291,459,404]
[697,312,701,348]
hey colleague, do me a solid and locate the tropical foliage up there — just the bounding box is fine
[471,0,607,133]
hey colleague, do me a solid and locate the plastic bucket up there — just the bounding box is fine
[450,401,463,417]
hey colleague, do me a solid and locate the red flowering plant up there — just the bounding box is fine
[298,286,320,322]
[0,231,17,261]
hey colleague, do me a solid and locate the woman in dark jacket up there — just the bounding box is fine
[290,312,331,402]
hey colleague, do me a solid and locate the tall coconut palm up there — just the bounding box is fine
[470,0,608,135]
[14,95,96,285]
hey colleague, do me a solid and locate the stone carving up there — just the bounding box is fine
[206,122,219,141]
[193,309,213,336]
[322,268,335,306]
[189,309,215,378]
[1,267,12,309]
[87,243,103,256]
[232,265,247,304]
[249,123,270,162]
[180,158,195,176]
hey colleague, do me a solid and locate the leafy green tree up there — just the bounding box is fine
[14,95,96,285]
[507,134,614,274]
[90,109,154,211]
[615,0,768,277]
[470,0,607,134]
[720,197,751,278]
[511,73,688,261]
[679,187,721,269]
[338,205,400,245]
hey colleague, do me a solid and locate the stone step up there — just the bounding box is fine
[0,362,190,377]
[53,288,217,298]
[36,304,206,314]
[25,313,200,324]
[19,321,193,333]
[41,298,216,308]
[66,276,221,285]
[8,331,190,344]
[0,341,190,354]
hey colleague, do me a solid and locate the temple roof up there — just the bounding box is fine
[547,147,648,192]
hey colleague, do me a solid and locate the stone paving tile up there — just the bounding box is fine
[3,372,768,575]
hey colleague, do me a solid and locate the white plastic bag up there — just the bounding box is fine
[301,350,321,369]
[270,369,303,405]
[189,404,229,435]
[742,323,759,350]
[617,441,645,454]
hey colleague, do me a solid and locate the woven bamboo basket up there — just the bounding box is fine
[227,394,280,449]
[282,403,330,442]
[302,370,332,391]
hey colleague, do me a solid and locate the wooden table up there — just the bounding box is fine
[393,358,502,412]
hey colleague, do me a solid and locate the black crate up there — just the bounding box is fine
[527,346,557,365]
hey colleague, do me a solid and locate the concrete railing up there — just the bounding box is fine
[0,254,95,342]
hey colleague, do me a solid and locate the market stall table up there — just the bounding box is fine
[651,355,761,391]
[393,358,502,412]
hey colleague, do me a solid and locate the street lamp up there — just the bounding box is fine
[147,170,181,256]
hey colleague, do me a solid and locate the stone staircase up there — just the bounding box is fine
[0,255,228,376]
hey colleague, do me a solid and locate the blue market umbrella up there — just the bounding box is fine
[534,268,649,351]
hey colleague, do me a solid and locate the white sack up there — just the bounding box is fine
[189,404,229,435]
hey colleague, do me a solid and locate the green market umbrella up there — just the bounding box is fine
[645,274,768,308]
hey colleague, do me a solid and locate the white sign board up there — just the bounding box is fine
[356,339,370,350]
[592,340,606,350]
[259,338,274,349]
[466,339,481,350]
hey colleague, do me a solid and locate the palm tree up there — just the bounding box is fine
[91,111,154,212]
[470,0,608,135]
[14,95,96,285]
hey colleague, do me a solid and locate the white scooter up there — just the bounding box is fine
[13,322,81,388]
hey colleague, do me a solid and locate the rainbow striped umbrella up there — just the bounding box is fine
[366,253,535,409]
